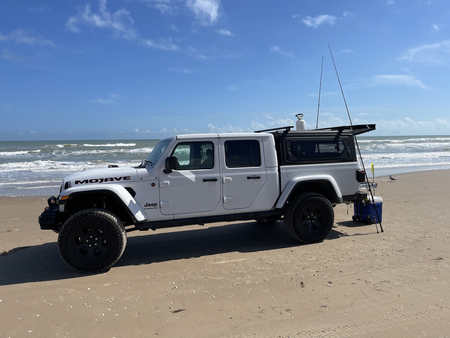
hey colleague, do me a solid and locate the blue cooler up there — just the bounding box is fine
[353,196,383,224]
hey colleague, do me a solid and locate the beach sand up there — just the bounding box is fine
[1,170,449,337]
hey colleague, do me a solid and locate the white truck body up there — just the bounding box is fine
[39,123,374,272]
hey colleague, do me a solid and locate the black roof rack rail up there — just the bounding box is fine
[254,126,294,133]
[315,124,376,135]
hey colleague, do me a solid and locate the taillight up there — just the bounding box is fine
[356,170,366,183]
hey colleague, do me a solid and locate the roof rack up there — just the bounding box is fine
[254,126,294,133]
[255,123,376,135]
[315,124,376,135]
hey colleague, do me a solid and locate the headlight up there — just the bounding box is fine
[64,181,71,190]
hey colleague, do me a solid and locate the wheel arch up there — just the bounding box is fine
[276,176,342,209]
[60,185,146,224]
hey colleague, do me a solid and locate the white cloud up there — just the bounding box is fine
[0,30,56,47]
[250,117,295,130]
[375,117,450,134]
[342,11,354,18]
[217,28,233,36]
[226,85,238,91]
[251,121,265,130]
[267,118,294,127]
[158,127,190,134]
[341,49,353,53]
[270,45,294,57]
[207,124,250,133]
[432,23,443,31]
[387,0,395,5]
[147,0,179,15]
[66,0,179,51]
[400,40,450,65]
[2,49,23,62]
[369,75,426,89]
[92,93,122,105]
[141,38,178,50]
[186,0,221,26]
[302,15,337,29]
[186,46,208,59]
[66,0,138,40]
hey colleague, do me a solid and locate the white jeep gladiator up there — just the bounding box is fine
[39,120,375,272]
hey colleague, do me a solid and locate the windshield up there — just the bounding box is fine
[145,139,171,165]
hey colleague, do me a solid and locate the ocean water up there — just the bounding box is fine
[1,135,450,197]
[0,140,159,197]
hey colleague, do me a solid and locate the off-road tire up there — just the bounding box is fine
[58,209,127,273]
[284,193,334,243]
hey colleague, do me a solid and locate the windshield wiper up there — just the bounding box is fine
[137,160,153,168]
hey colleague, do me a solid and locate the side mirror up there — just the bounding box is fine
[164,156,178,174]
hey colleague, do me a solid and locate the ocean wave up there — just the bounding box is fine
[83,143,137,147]
[0,179,61,186]
[0,149,41,156]
[0,160,138,172]
[360,142,450,152]
[44,144,79,148]
[362,151,450,160]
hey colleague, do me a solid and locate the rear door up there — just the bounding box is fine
[220,138,267,210]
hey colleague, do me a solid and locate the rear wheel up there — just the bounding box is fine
[284,193,334,243]
[58,209,127,273]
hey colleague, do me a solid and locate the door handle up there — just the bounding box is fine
[247,176,261,180]
[203,178,218,182]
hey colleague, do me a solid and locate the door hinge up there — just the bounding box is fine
[159,180,170,187]
[222,177,232,184]
[160,201,171,208]
[223,196,232,203]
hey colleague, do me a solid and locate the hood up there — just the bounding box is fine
[63,166,138,189]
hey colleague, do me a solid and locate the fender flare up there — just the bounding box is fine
[275,175,343,209]
[58,184,147,222]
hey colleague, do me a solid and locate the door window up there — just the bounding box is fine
[171,142,214,170]
[224,140,261,168]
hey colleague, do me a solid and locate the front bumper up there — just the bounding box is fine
[38,196,61,231]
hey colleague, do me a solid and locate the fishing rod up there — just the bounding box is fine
[327,43,384,233]
[316,55,324,129]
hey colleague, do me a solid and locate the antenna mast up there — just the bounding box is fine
[327,43,384,233]
[316,55,324,129]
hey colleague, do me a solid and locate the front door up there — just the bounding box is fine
[159,140,221,215]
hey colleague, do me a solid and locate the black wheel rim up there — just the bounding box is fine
[297,203,325,235]
[74,226,109,258]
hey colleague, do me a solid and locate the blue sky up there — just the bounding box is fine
[1,0,449,140]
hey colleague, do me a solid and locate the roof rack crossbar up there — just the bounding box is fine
[254,126,294,133]
[315,124,376,135]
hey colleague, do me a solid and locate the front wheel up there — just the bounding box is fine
[58,209,127,273]
[284,193,334,243]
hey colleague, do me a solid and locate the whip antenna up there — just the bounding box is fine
[328,43,383,233]
[316,55,324,129]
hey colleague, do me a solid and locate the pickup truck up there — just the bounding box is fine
[39,120,375,272]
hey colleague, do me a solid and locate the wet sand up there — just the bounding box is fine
[1,171,450,337]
